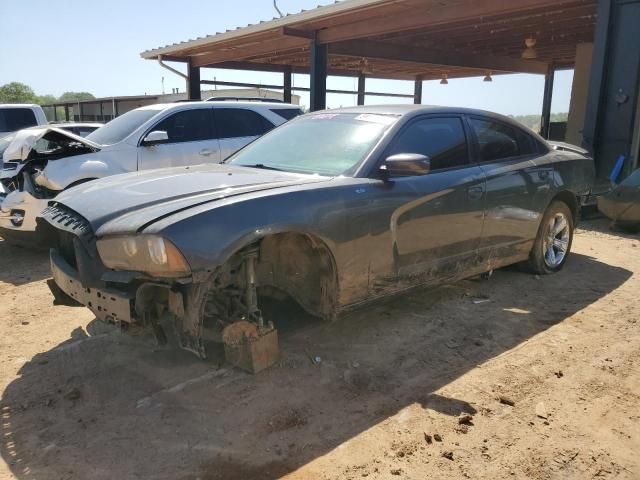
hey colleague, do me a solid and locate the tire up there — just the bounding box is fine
[527,200,574,274]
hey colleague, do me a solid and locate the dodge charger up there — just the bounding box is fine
[37,106,595,364]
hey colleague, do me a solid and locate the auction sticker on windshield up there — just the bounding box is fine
[354,114,397,124]
[311,114,340,120]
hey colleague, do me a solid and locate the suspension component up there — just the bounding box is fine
[222,246,279,373]
[243,247,264,328]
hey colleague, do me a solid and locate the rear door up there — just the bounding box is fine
[467,115,548,269]
[137,107,221,170]
[213,108,275,160]
[368,115,486,292]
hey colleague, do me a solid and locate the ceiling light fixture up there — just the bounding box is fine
[440,74,448,85]
[522,37,538,59]
[483,71,493,82]
[359,58,372,75]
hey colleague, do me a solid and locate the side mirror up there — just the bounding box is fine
[380,153,431,177]
[142,130,169,146]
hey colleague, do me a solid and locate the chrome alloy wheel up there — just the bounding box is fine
[543,212,570,268]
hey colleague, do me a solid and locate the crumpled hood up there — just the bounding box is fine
[54,163,330,235]
[3,126,100,162]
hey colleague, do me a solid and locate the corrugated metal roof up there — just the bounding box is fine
[139,0,389,59]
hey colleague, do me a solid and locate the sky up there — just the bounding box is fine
[0,0,573,116]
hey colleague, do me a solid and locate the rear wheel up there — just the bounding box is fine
[527,201,574,274]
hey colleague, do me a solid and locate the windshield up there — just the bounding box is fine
[86,109,159,145]
[226,113,396,176]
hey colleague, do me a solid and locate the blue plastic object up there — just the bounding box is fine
[609,155,625,184]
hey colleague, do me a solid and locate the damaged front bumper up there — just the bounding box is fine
[50,249,134,322]
[0,190,49,243]
[42,205,280,371]
[47,244,208,359]
[39,203,211,358]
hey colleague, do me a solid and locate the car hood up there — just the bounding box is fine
[53,163,331,235]
[3,126,101,162]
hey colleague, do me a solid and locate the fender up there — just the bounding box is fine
[36,156,125,191]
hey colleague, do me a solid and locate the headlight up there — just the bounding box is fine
[96,235,191,277]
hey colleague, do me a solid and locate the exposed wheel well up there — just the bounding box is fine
[550,190,579,224]
[221,232,339,321]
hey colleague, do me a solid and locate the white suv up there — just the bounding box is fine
[0,101,302,244]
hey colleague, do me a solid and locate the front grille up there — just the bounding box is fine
[39,203,94,269]
[40,203,92,238]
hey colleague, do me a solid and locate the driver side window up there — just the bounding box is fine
[152,109,213,144]
[386,117,469,171]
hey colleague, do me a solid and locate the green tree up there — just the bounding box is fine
[35,94,63,120]
[37,94,57,105]
[0,82,37,103]
[58,91,95,102]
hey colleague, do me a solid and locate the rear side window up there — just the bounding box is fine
[386,117,469,171]
[153,109,213,143]
[270,108,303,121]
[515,130,539,155]
[469,117,535,161]
[0,108,37,132]
[215,109,274,138]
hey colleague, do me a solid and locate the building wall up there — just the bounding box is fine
[584,0,640,178]
[566,43,593,146]
[70,88,300,121]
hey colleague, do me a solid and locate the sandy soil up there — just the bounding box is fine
[0,218,639,480]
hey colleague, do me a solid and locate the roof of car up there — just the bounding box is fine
[137,101,299,112]
[0,104,41,109]
[318,104,511,118]
[313,104,540,135]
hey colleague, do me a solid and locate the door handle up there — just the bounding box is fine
[467,186,484,200]
[199,149,214,156]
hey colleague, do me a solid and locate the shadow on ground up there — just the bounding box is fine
[0,238,49,286]
[578,217,640,240]
[0,252,632,480]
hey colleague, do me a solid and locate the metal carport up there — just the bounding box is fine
[140,0,640,179]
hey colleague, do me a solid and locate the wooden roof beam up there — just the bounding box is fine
[315,0,580,44]
[374,1,596,42]
[328,39,550,75]
[190,36,309,68]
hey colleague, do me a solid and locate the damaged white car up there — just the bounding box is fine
[0,101,300,244]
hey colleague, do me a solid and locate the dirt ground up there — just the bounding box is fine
[0,218,639,480]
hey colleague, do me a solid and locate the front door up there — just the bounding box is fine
[138,107,221,170]
[368,115,486,294]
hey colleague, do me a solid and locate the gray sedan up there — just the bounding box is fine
[38,105,594,365]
